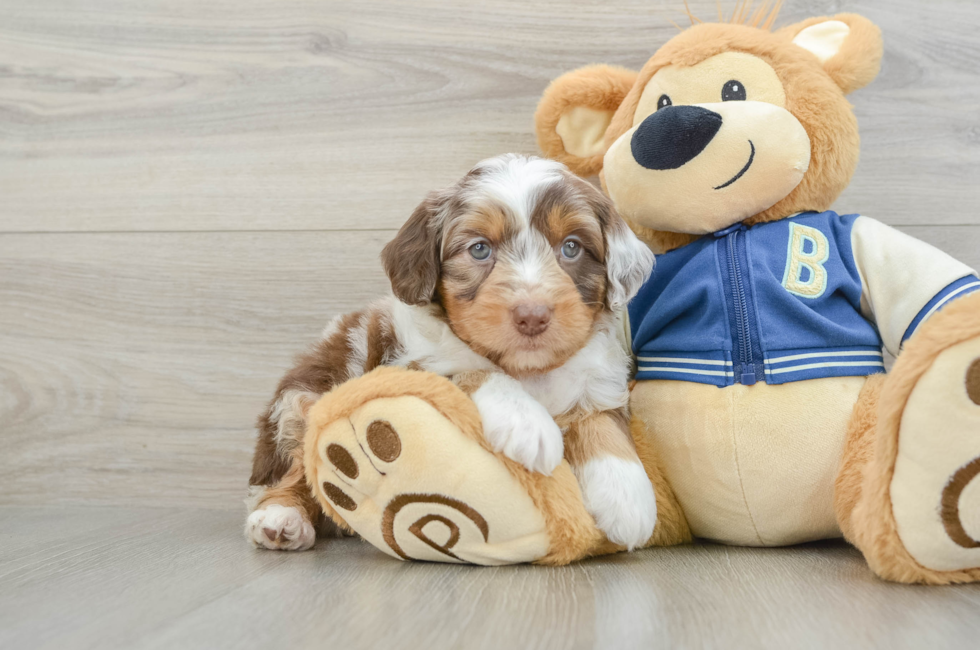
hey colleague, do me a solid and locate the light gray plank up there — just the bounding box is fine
[2,506,980,650]
[0,506,295,650]
[1,0,978,233]
[0,231,391,508]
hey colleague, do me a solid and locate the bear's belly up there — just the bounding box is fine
[631,376,868,546]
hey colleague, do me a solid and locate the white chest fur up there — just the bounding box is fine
[391,300,630,418]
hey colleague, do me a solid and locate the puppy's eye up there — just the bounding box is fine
[722,80,746,102]
[560,239,581,259]
[469,241,492,260]
[656,94,672,111]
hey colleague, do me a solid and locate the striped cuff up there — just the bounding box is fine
[763,346,885,385]
[903,275,980,343]
[635,351,734,387]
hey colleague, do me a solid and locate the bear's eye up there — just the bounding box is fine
[722,80,746,102]
[656,94,672,110]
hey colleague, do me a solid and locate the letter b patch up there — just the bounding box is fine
[782,223,829,298]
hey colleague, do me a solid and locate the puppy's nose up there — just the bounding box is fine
[512,303,552,337]
[631,105,723,170]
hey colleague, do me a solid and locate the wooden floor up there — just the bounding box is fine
[2,0,980,648]
[4,506,980,650]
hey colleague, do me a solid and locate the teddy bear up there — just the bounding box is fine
[301,10,980,583]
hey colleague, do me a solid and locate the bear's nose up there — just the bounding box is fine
[631,105,723,170]
[512,303,552,337]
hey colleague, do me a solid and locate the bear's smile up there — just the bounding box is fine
[714,140,756,190]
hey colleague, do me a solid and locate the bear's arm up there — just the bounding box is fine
[850,216,979,355]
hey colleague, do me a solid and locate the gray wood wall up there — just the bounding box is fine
[2,0,978,509]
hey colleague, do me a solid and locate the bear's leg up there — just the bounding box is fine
[833,374,886,545]
[838,292,980,584]
[304,366,603,566]
[631,413,693,549]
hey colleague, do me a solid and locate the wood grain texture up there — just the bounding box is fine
[0,0,978,232]
[2,506,980,650]
[0,231,391,507]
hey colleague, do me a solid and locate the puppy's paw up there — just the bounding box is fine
[576,457,657,550]
[245,504,316,551]
[489,408,564,476]
[472,374,564,475]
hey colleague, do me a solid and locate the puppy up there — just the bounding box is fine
[245,154,657,552]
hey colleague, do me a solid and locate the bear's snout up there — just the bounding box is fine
[630,105,723,171]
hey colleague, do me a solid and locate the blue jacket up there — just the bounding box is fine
[628,211,979,387]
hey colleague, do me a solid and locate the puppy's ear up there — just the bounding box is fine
[381,191,445,306]
[777,14,883,94]
[535,65,637,177]
[588,191,655,311]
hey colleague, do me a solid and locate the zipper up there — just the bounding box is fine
[715,224,758,385]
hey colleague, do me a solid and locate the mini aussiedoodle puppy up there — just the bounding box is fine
[245,153,658,552]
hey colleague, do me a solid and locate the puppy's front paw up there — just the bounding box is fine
[486,407,565,475]
[245,504,316,551]
[576,457,657,550]
[472,374,564,475]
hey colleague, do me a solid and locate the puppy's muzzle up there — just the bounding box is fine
[512,303,552,338]
[630,105,723,170]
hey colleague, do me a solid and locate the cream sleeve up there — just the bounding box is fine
[850,216,978,356]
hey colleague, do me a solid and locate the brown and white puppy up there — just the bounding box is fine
[245,154,657,552]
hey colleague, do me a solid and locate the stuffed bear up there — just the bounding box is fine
[303,11,980,583]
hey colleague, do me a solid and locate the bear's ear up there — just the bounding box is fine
[777,13,883,94]
[535,64,637,177]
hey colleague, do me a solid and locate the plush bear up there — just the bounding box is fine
[303,10,980,583]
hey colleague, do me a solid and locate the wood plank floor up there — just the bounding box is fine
[3,506,980,650]
[2,0,980,648]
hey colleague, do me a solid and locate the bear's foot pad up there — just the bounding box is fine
[891,338,980,572]
[307,393,551,565]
